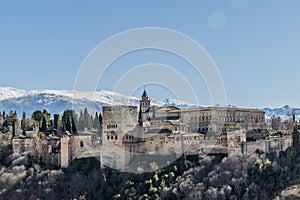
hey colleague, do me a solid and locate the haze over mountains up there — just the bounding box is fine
[0,87,298,121]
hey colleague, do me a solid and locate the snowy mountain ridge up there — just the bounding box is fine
[0,87,298,121]
[0,87,198,116]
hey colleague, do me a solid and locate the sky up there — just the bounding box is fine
[0,1,300,108]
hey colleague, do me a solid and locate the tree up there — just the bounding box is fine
[93,112,100,129]
[292,110,296,123]
[21,111,26,130]
[77,112,84,131]
[42,109,50,120]
[90,114,94,129]
[62,110,78,134]
[292,127,299,149]
[53,114,59,129]
[32,110,44,131]
[41,116,47,132]
[99,113,102,127]
[3,111,18,137]
[83,108,92,130]
[71,116,77,133]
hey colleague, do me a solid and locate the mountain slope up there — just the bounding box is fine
[0,87,298,121]
[0,87,197,116]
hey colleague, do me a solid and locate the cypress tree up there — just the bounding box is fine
[21,111,26,130]
[93,112,100,129]
[99,113,102,127]
[62,110,78,133]
[71,116,77,134]
[77,110,84,130]
[32,110,43,131]
[292,127,299,149]
[41,116,47,132]
[53,114,59,129]
[12,111,17,137]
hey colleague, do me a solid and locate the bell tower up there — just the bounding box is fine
[139,88,150,126]
[140,89,150,113]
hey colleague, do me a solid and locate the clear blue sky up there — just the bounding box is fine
[0,1,299,108]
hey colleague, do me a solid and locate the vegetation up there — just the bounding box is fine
[0,136,300,200]
[1,108,102,136]
[0,109,299,199]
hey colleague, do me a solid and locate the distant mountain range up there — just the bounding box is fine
[0,87,198,117]
[261,105,300,121]
[0,87,298,121]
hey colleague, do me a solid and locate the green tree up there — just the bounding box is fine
[83,108,92,130]
[4,111,18,137]
[93,112,100,129]
[42,109,51,129]
[71,116,77,133]
[32,110,43,131]
[99,113,103,130]
[10,111,18,137]
[62,110,78,134]
[292,127,299,149]
[42,109,51,121]
[21,111,26,130]
[99,113,102,124]
[53,114,59,129]
[90,114,94,128]
[41,116,47,132]
[77,110,85,130]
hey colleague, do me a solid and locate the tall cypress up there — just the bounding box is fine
[41,116,47,132]
[93,112,101,129]
[53,114,59,129]
[21,111,26,130]
[292,127,299,149]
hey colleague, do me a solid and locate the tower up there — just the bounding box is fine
[61,136,72,167]
[140,89,150,112]
[139,89,150,126]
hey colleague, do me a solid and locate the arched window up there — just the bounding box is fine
[80,141,84,148]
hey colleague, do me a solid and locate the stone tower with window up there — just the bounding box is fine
[139,89,150,126]
[101,105,138,170]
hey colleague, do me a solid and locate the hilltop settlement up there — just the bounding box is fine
[0,90,296,170]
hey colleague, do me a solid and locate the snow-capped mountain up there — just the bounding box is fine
[0,87,298,121]
[0,87,31,101]
[0,87,197,116]
[261,105,300,121]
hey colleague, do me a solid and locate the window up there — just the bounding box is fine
[80,141,84,148]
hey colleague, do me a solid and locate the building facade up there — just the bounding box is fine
[99,90,268,170]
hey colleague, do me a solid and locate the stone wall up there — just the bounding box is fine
[241,136,292,154]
